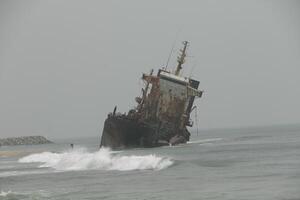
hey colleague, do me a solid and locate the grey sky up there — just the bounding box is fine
[0,0,299,139]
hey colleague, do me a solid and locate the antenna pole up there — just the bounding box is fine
[165,42,175,70]
[175,41,188,76]
[165,30,180,70]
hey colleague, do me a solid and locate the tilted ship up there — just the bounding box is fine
[100,41,203,149]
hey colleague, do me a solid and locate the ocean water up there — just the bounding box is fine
[0,125,300,200]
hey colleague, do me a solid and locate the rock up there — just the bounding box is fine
[0,136,53,146]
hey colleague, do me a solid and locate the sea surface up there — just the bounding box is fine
[0,125,300,200]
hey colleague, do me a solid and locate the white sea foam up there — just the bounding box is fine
[0,191,12,197]
[0,190,49,199]
[0,170,48,178]
[187,138,223,144]
[18,148,173,171]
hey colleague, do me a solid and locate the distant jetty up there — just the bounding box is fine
[0,136,52,146]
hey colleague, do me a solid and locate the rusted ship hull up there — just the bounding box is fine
[100,114,190,148]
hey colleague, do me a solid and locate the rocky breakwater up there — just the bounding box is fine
[0,136,53,146]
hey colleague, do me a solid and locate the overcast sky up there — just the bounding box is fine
[0,0,299,139]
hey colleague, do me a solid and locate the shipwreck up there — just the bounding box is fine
[100,41,203,149]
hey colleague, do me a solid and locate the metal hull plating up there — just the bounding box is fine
[100,114,190,149]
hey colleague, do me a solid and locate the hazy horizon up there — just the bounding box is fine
[1,0,300,138]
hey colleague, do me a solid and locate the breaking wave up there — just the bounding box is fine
[0,190,49,199]
[18,148,173,171]
[187,138,223,144]
[0,191,12,197]
[0,170,47,178]
[0,191,27,199]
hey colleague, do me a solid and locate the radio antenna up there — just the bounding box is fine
[189,60,197,78]
[165,29,180,70]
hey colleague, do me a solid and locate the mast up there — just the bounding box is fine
[175,41,188,76]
